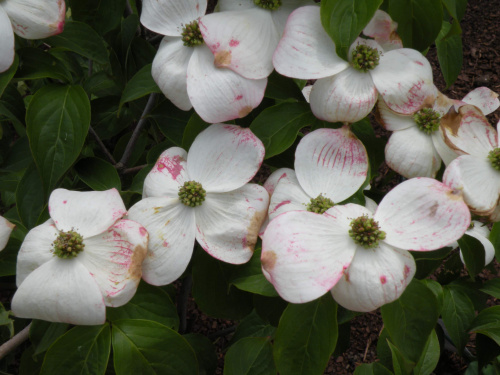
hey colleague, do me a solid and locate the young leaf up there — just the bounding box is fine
[274,295,338,375]
[111,319,198,375]
[224,337,276,375]
[436,20,463,88]
[40,324,111,375]
[26,85,91,194]
[320,0,383,61]
[413,330,440,375]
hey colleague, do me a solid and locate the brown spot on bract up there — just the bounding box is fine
[428,202,439,217]
[246,210,267,251]
[130,239,148,280]
[262,250,277,270]
[447,188,464,201]
[441,106,462,137]
[214,50,231,67]
[239,106,253,118]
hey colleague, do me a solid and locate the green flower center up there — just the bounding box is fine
[254,0,281,10]
[488,148,500,171]
[413,108,441,134]
[351,44,380,72]
[468,222,475,230]
[179,181,206,207]
[53,230,85,259]
[306,194,335,214]
[181,20,204,47]
[349,215,386,248]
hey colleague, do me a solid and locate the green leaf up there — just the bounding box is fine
[387,0,443,51]
[490,221,500,262]
[224,337,276,375]
[481,279,500,299]
[16,163,45,229]
[26,85,91,193]
[420,279,444,314]
[69,0,126,35]
[436,20,463,88]
[274,295,338,375]
[350,118,386,177]
[457,234,485,278]
[46,21,109,64]
[441,286,475,354]
[354,363,393,375]
[229,310,276,346]
[119,64,160,109]
[150,100,192,147]
[107,281,179,330]
[183,333,217,375]
[265,71,305,101]
[441,0,467,21]
[30,320,69,356]
[469,306,500,346]
[381,279,439,363]
[230,248,279,297]
[0,238,20,276]
[414,330,440,375]
[182,113,209,151]
[19,346,42,375]
[320,0,383,60]
[40,324,111,375]
[253,295,288,327]
[0,55,18,98]
[250,102,316,159]
[192,249,253,320]
[15,48,71,82]
[111,319,198,375]
[128,165,153,194]
[387,340,414,375]
[75,157,121,191]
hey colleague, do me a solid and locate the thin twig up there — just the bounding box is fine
[178,275,192,334]
[117,93,157,169]
[88,126,117,165]
[122,164,148,175]
[0,323,31,360]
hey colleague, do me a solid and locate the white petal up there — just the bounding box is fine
[12,258,105,325]
[331,243,415,312]
[462,87,500,116]
[362,10,402,51]
[377,99,416,131]
[364,197,378,213]
[78,220,148,307]
[372,48,435,115]
[3,0,65,39]
[433,126,459,166]
[295,127,369,202]
[441,105,497,158]
[272,6,349,79]
[268,169,311,221]
[0,216,14,251]
[16,219,59,286]
[140,0,206,36]
[218,0,256,11]
[374,178,471,251]
[443,155,500,216]
[261,210,356,303]
[187,124,265,192]
[310,68,377,123]
[200,8,279,79]
[127,197,196,286]
[143,147,189,198]
[187,45,267,123]
[152,37,193,111]
[263,168,294,195]
[195,184,269,264]
[459,222,495,266]
[385,127,442,178]
[49,189,126,238]
[0,6,15,73]
[270,0,313,34]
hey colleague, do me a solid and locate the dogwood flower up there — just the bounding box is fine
[140,0,266,123]
[267,127,368,221]
[262,178,470,312]
[362,10,402,52]
[12,189,148,325]
[443,112,500,220]
[272,6,435,123]
[0,216,14,251]
[128,124,269,286]
[199,0,312,80]
[0,0,65,72]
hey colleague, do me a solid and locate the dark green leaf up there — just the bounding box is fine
[128,165,153,194]
[381,279,439,363]
[224,337,276,375]
[229,310,276,346]
[253,295,288,327]
[481,279,500,299]
[183,333,217,375]
[19,346,42,375]
[469,306,500,346]
[321,0,383,60]
[107,281,179,330]
[26,85,91,193]
[30,320,69,356]
[46,21,109,64]
[150,100,192,147]
[182,113,209,151]
[250,102,316,159]
[420,279,444,314]
[16,163,45,229]
[274,295,338,375]
[354,363,393,375]
[0,238,20,276]
[436,20,463,88]
[350,118,386,177]
[414,330,440,375]
[111,319,198,375]
[441,0,467,21]
[69,0,126,35]
[489,222,500,262]
[265,71,305,101]
[120,64,160,109]
[457,234,485,278]
[387,0,443,51]
[75,157,121,191]
[387,340,414,375]
[40,324,111,375]
[0,55,18,98]
[15,48,71,82]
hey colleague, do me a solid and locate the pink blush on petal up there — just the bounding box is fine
[380,275,387,284]
[229,39,240,47]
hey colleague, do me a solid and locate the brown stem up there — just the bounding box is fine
[0,323,31,360]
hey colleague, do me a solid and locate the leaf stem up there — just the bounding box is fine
[0,323,31,360]
[88,126,117,165]
[122,164,148,175]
